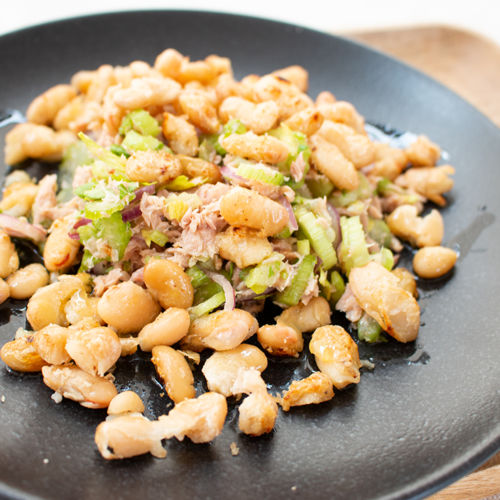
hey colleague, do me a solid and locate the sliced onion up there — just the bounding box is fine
[74,218,91,229]
[68,231,80,240]
[134,184,156,201]
[327,202,342,248]
[122,204,142,222]
[205,270,235,311]
[279,196,298,232]
[0,214,46,243]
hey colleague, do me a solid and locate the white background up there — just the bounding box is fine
[1,0,500,45]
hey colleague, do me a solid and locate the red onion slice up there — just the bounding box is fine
[279,196,298,232]
[122,204,142,222]
[205,270,235,311]
[68,231,80,240]
[134,184,156,201]
[74,218,92,229]
[0,214,47,243]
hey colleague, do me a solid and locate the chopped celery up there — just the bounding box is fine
[338,216,370,275]
[202,134,226,157]
[370,247,394,271]
[77,212,132,270]
[110,144,131,158]
[357,313,385,343]
[330,173,373,207]
[119,109,161,137]
[222,119,247,136]
[275,227,292,239]
[57,142,93,202]
[236,161,285,185]
[306,174,334,198]
[275,255,316,307]
[269,124,311,173]
[189,291,225,319]
[186,266,223,304]
[198,137,218,161]
[141,229,168,247]
[122,130,164,152]
[297,239,310,256]
[186,266,211,288]
[377,178,420,204]
[164,175,207,191]
[78,132,127,175]
[165,193,201,221]
[244,253,287,295]
[294,206,337,270]
[367,218,392,248]
[76,180,139,220]
[318,267,331,300]
[329,270,345,305]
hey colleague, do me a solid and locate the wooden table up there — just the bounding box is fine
[345,25,500,500]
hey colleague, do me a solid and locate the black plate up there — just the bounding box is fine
[0,11,499,500]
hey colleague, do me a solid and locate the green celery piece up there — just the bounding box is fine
[338,216,370,275]
[77,212,131,264]
[223,119,247,136]
[329,270,345,305]
[110,144,131,158]
[189,291,225,319]
[294,206,337,270]
[275,227,292,239]
[376,178,420,204]
[318,267,331,301]
[236,160,285,185]
[370,247,394,271]
[244,254,285,295]
[357,313,385,343]
[57,142,93,202]
[79,181,138,220]
[186,266,211,288]
[198,137,217,160]
[297,239,310,256]
[78,132,127,174]
[268,124,311,184]
[122,130,164,152]
[367,218,392,248]
[119,109,161,137]
[186,267,223,304]
[306,174,334,198]
[141,229,168,247]
[164,175,208,191]
[275,254,316,307]
[330,173,373,207]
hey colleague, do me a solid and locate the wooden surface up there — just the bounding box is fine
[346,25,500,500]
[348,25,500,127]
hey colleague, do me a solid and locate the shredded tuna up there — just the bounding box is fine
[48,196,84,221]
[140,194,166,228]
[93,268,130,297]
[130,267,145,285]
[167,199,227,267]
[195,182,231,204]
[336,284,363,322]
[32,174,57,225]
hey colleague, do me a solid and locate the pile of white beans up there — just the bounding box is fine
[0,48,458,460]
